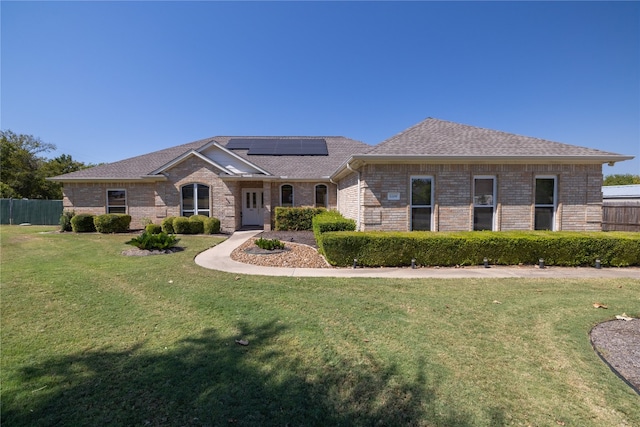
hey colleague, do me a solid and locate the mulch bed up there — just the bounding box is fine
[590,318,640,394]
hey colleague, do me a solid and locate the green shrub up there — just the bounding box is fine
[319,231,640,268]
[161,216,176,234]
[204,217,221,234]
[70,214,96,233]
[145,223,162,234]
[255,237,285,250]
[312,211,356,255]
[94,214,132,233]
[188,215,205,234]
[275,207,326,231]
[172,217,191,234]
[126,231,180,251]
[59,210,75,232]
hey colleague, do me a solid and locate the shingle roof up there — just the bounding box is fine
[51,136,369,181]
[366,117,629,158]
[213,136,369,179]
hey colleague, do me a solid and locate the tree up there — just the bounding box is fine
[603,174,640,186]
[1,130,90,199]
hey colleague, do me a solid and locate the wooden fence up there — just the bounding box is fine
[602,201,640,232]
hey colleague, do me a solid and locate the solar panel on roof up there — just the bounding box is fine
[226,138,328,156]
[226,139,255,150]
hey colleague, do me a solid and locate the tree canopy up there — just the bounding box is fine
[603,174,640,186]
[1,130,91,199]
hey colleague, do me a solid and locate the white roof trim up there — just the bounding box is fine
[149,150,234,175]
[196,140,272,176]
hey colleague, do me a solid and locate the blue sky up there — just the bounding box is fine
[2,1,639,176]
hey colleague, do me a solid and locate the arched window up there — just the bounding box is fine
[181,183,210,217]
[315,184,328,208]
[280,184,294,207]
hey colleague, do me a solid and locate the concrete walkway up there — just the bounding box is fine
[195,230,640,279]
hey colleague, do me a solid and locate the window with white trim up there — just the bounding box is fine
[280,184,293,207]
[473,177,495,231]
[315,184,328,208]
[534,177,556,230]
[106,189,127,214]
[410,176,433,231]
[181,183,210,217]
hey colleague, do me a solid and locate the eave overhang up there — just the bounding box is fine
[330,154,635,181]
[47,175,168,183]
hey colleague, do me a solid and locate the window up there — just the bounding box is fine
[315,184,328,208]
[410,176,433,231]
[280,184,293,207]
[534,177,556,230]
[181,184,210,217]
[106,189,127,214]
[473,177,495,231]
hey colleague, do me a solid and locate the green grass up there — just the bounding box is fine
[1,226,639,426]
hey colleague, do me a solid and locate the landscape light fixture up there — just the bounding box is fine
[484,258,489,268]
[538,258,545,269]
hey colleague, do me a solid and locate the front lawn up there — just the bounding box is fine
[1,226,639,426]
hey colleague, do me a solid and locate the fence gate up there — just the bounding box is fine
[0,199,63,225]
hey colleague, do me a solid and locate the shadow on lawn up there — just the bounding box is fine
[3,320,504,426]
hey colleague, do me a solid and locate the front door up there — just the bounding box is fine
[242,188,264,226]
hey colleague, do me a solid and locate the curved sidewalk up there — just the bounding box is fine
[195,231,640,279]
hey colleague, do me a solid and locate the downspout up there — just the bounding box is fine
[346,161,361,231]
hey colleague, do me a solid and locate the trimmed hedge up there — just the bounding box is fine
[70,214,96,233]
[312,211,356,255]
[319,231,640,267]
[173,217,191,234]
[161,216,176,234]
[94,214,131,233]
[275,207,326,231]
[168,216,221,234]
[204,217,221,234]
[145,223,163,234]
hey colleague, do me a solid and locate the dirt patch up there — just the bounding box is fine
[122,247,184,256]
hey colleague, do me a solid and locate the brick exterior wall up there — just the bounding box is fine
[338,163,603,232]
[62,156,339,232]
[337,171,359,225]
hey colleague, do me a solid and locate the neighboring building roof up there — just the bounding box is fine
[602,184,640,199]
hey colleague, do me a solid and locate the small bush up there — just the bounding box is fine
[255,237,285,250]
[188,216,205,234]
[204,217,221,234]
[126,231,180,251]
[275,207,326,231]
[70,214,96,233]
[145,223,162,234]
[94,214,131,233]
[312,211,356,255]
[59,210,75,232]
[161,216,176,234]
[172,217,191,234]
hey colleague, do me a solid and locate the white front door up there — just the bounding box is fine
[242,188,264,226]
